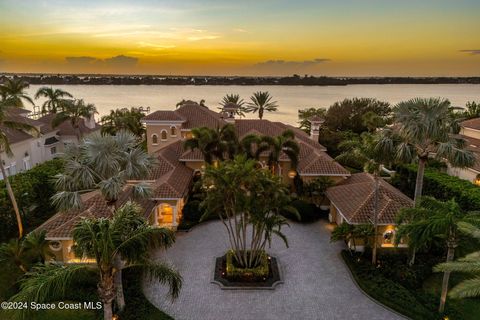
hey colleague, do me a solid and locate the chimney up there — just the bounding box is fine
[222,102,239,124]
[308,116,325,141]
[84,113,96,129]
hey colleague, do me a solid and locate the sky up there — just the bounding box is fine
[0,0,479,76]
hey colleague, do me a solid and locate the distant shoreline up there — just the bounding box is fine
[2,74,480,86]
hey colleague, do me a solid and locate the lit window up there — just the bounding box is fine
[170,126,177,136]
[152,134,158,145]
[383,230,395,244]
[161,130,168,140]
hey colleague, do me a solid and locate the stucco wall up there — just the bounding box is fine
[462,127,480,140]
[146,123,182,153]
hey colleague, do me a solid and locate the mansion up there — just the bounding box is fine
[36,101,413,262]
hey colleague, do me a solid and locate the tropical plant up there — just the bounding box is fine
[362,111,387,132]
[100,107,146,137]
[34,87,73,114]
[219,94,246,117]
[395,197,480,313]
[302,177,334,206]
[244,91,278,119]
[435,222,480,299]
[0,78,34,108]
[51,130,156,211]
[330,223,374,254]
[298,107,327,133]
[0,97,38,238]
[376,98,475,205]
[9,202,182,320]
[256,130,299,175]
[201,156,297,268]
[0,239,28,273]
[183,124,238,164]
[463,101,480,119]
[336,132,396,264]
[52,99,97,141]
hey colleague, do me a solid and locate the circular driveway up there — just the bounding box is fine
[144,220,403,320]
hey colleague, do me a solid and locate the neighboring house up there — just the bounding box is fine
[447,117,480,185]
[38,101,352,262]
[327,172,413,251]
[0,108,100,180]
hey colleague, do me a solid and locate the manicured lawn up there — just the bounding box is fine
[423,273,480,320]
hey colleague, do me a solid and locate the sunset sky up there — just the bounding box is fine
[0,0,479,76]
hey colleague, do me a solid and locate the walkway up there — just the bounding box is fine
[144,220,403,320]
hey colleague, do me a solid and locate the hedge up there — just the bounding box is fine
[0,158,64,242]
[392,164,480,211]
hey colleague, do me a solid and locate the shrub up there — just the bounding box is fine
[392,164,480,211]
[226,250,269,281]
[282,199,319,222]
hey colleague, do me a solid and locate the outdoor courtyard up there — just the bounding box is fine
[144,219,404,320]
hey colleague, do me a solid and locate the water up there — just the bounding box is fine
[26,84,480,125]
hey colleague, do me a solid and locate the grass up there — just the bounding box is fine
[423,273,480,320]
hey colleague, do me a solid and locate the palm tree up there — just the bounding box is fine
[395,197,480,313]
[52,130,156,212]
[219,94,246,117]
[52,99,97,141]
[100,107,146,137]
[183,124,238,164]
[336,132,396,264]
[377,98,475,205]
[245,91,278,119]
[10,202,182,320]
[34,87,73,114]
[0,230,49,273]
[257,130,299,175]
[0,78,34,108]
[463,101,480,119]
[0,97,38,238]
[435,222,480,299]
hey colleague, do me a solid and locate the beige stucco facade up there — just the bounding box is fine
[145,122,184,153]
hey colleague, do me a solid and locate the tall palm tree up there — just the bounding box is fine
[183,124,238,164]
[435,222,480,300]
[52,130,156,211]
[100,107,146,137]
[219,94,246,117]
[0,98,38,238]
[0,78,34,108]
[463,101,480,120]
[34,87,73,114]
[245,91,278,119]
[395,197,480,313]
[336,132,395,264]
[52,99,97,141]
[9,202,182,320]
[257,130,299,175]
[377,98,475,205]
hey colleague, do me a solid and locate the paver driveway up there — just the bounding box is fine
[144,219,403,320]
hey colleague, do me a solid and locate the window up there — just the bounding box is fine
[9,162,16,175]
[152,134,158,145]
[170,126,177,137]
[50,147,57,155]
[161,130,168,140]
[23,156,31,170]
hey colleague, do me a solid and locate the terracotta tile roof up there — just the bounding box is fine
[176,103,226,129]
[142,110,186,122]
[461,118,480,131]
[462,134,480,172]
[0,125,34,144]
[327,172,413,225]
[37,113,101,136]
[36,186,156,239]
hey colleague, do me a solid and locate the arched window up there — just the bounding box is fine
[152,134,158,145]
[161,130,168,140]
[170,126,177,137]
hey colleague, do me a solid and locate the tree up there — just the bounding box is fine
[362,111,386,132]
[100,107,146,137]
[463,101,480,120]
[0,78,34,108]
[219,94,246,117]
[9,202,182,320]
[257,130,299,175]
[376,98,475,205]
[325,98,391,133]
[302,177,334,206]
[201,156,296,268]
[298,107,327,133]
[244,91,278,119]
[51,131,156,212]
[183,124,238,164]
[395,197,480,313]
[34,87,73,114]
[336,132,395,264]
[330,223,374,254]
[52,99,97,141]
[0,98,38,238]
[435,222,480,300]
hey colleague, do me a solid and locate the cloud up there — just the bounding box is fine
[137,42,176,50]
[65,56,97,65]
[255,58,331,68]
[233,28,248,33]
[459,49,480,55]
[104,55,138,67]
[252,58,331,75]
